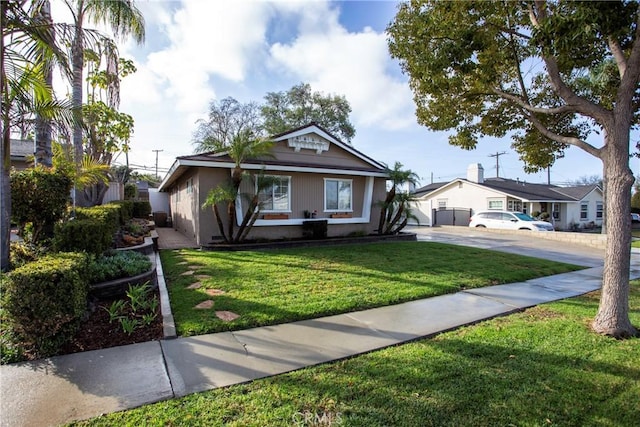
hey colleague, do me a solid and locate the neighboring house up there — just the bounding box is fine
[158,123,389,245]
[10,139,34,170]
[412,163,603,231]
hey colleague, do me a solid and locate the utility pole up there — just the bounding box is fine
[488,151,507,178]
[152,149,163,179]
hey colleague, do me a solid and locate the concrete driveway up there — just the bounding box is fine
[405,226,605,267]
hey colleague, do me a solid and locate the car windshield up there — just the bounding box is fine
[513,213,535,221]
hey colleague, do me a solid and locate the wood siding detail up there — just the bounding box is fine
[261,139,375,170]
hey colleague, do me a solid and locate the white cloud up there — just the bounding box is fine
[268,4,415,130]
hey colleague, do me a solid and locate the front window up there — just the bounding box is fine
[553,204,560,220]
[488,199,503,210]
[581,202,588,220]
[507,200,522,212]
[258,176,291,212]
[596,202,603,219]
[437,199,447,210]
[325,179,352,211]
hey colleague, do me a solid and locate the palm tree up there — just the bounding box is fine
[62,0,145,190]
[201,129,275,243]
[1,0,74,271]
[378,162,420,235]
[33,0,54,167]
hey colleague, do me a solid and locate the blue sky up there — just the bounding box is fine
[51,0,630,186]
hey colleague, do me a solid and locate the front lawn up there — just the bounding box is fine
[72,282,640,427]
[161,242,582,336]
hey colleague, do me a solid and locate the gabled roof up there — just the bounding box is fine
[413,182,448,196]
[159,123,387,191]
[414,176,601,203]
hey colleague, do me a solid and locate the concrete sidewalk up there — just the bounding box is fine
[2,240,640,427]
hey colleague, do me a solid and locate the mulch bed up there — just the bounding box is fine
[59,289,164,356]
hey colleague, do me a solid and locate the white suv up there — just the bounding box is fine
[469,211,555,231]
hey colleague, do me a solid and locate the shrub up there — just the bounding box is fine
[9,241,49,269]
[54,218,113,255]
[3,253,89,358]
[10,166,72,243]
[87,250,152,283]
[124,183,137,200]
[110,200,134,223]
[132,201,151,219]
[75,204,121,230]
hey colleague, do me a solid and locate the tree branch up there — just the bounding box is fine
[493,89,574,114]
[525,110,602,159]
[615,13,640,117]
[608,36,627,79]
[531,1,613,126]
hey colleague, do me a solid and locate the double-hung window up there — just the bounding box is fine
[580,202,588,220]
[325,179,352,211]
[258,176,291,212]
[596,202,603,219]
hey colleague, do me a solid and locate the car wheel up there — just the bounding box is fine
[475,225,486,228]
[519,227,532,230]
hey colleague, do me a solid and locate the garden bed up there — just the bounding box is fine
[60,290,164,355]
[202,232,417,251]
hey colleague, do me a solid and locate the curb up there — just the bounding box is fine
[155,251,177,339]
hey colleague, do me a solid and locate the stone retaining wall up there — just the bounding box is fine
[453,226,608,249]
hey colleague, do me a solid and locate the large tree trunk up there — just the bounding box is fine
[71,2,85,206]
[592,128,637,338]
[1,120,11,272]
[1,1,10,271]
[34,0,53,167]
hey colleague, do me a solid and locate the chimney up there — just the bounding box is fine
[467,163,484,184]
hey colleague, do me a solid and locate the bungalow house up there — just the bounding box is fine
[158,123,389,245]
[412,163,603,231]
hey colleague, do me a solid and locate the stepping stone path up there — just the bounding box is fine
[187,282,202,289]
[194,300,214,309]
[181,270,195,276]
[187,266,199,270]
[196,275,211,280]
[205,289,225,296]
[215,311,240,321]
[177,261,189,265]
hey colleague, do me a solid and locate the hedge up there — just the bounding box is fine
[3,252,89,358]
[132,201,152,218]
[109,200,134,223]
[54,218,113,255]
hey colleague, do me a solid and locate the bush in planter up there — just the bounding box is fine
[2,252,89,358]
[87,250,152,283]
[132,201,152,219]
[75,204,121,231]
[110,200,134,223]
[54,218,113,255]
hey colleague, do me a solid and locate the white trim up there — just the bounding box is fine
[253,217,370,226]
[287,136,330,154]
[324,178,353,212]
[166,159,387,178]
[361,176,374,222]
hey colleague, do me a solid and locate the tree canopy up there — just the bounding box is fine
[388,0,640,338]
[261,83,356,142]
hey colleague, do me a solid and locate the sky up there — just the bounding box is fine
[49,0,637,187]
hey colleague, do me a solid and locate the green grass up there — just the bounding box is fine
[161,242,582,336]
[71,282,640,427]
